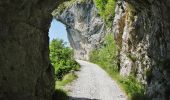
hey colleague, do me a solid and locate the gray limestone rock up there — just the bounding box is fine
[53,0,106,60]
[113,0,170,99]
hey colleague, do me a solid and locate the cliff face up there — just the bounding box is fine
[113,0,170,99]
[0,0,65,99]
[53,0,106,60]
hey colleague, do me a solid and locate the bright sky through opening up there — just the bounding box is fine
[48,19,69,44]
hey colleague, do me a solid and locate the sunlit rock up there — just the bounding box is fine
[53,0,106,60]
[113,0,170,99]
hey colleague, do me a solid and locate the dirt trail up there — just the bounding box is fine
[66,60,127,100]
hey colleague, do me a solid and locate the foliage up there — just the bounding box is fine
[89,34,146,99]
[49,39,80,80]
[93,0,116,27]
[117,76,147,99]
[90,33,118,71]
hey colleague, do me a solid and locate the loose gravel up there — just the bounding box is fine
[65,60,127,100]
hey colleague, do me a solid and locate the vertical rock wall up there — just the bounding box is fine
[0,0,65,100]
[53,0,107,60]
[113,0,170,99]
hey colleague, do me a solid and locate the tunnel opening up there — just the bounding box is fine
[48,18,80,99]
[49,19,69,46]
[48,0,113,99]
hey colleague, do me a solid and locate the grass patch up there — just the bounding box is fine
[55,72,78,90]
[110,73,146,99]
[53,72,78,100]
[95,62,146,99]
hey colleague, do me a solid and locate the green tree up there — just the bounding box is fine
[49,39,80,80]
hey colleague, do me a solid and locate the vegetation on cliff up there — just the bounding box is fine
[93,0,116,27]
[89,34,146,99]
[90,34,118,71]
[52,0,115,27]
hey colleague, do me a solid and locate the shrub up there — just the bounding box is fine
[49,39,80,80]
[90,33,118,71]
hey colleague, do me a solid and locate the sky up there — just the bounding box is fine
[48,19,69,43]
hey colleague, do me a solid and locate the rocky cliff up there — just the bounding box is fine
[113,0,170,99]
[0,0,65,100]
[53,0,107,60]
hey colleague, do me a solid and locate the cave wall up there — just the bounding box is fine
[0,0,65,100]
[113,0,170,99]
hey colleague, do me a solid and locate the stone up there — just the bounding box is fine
[53,0,107,60]
[113,0,170,99]
[0,0,66,99]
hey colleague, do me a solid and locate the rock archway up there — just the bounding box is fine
[53,0,107,60]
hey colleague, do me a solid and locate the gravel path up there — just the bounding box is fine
[65,60,127,100]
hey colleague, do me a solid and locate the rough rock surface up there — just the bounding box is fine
[0,0,65,100]
[54,0,106,60]
[113,0,170,99]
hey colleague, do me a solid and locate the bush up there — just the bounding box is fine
[90,33,118,71]
[55,72,78,90]
[49,39,80,80]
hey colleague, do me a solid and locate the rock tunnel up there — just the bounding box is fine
[0,0,170,100]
